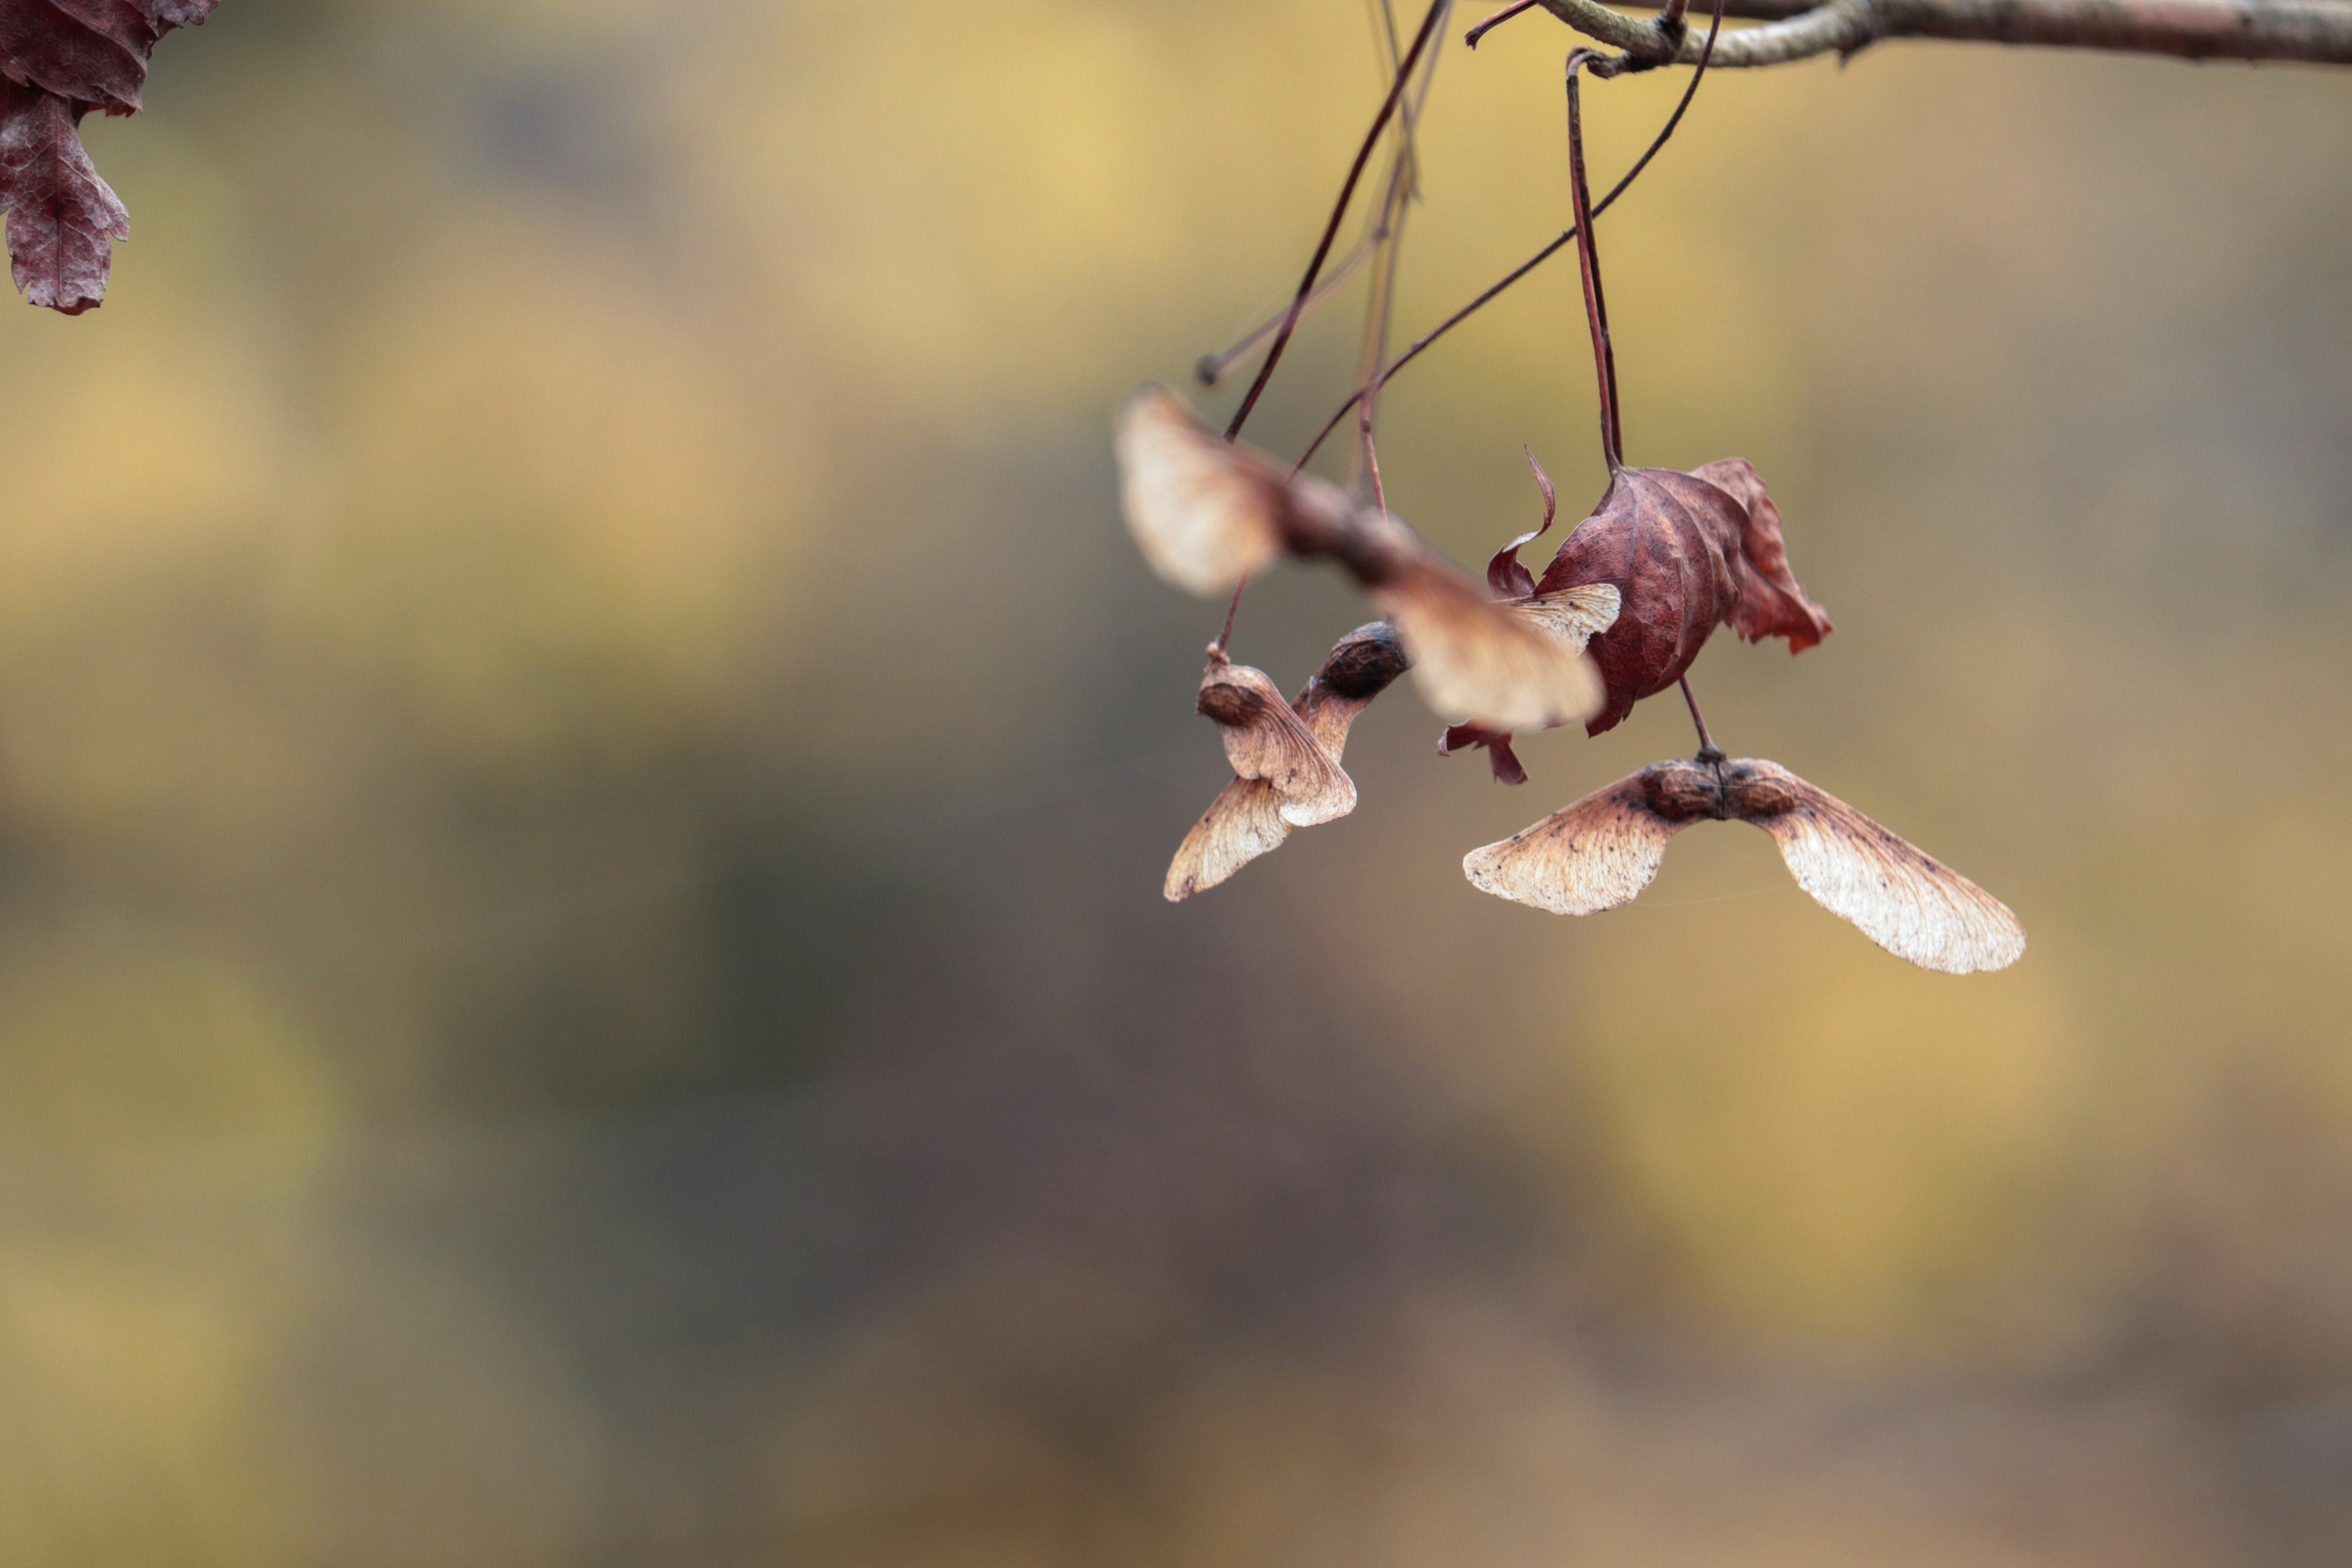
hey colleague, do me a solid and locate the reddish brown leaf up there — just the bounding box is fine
[0,77,122,314]
[0,0,215,313]
[1438,722,1526,786]
[1532,464,1831,736]
[1692,458,1834,652]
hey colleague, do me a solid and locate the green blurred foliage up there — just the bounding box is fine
[0,2,2346,1564]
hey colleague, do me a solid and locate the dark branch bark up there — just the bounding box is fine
[1536,0,2352,67]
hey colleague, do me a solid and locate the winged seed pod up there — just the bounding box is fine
[1167,623,1408,902]
[1115,385,1608,731]
[1463,756,2024,974]
[1195,651,1357,827]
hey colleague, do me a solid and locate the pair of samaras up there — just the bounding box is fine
[1117,386,1616,732]
[1464,757,2026,974]
[1167,623,1406,902]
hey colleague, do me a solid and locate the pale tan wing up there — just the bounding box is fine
[1741,763,2026,974]
[1199,660,1356,827]
[1165,778,1292,902]
[1375,557,1607,731]
[1462,769,1690,915]
[1115,385,1285,595]
[1298,692,1369,760]
[1509,581,1621,649]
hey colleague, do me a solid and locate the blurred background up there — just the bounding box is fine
[1,1,2348,1562]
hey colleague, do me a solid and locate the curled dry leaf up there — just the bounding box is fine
[1463,755,2024,973]
[1166,622,1407,902]
[1525,462,1834,736]
[1115,385,1607,731]
[0,0,216,314]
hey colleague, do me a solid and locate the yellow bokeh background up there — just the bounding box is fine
[0,2,2346,1563]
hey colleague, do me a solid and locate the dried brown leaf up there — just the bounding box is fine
[1532,464,1831,735]
[0,0,215,314]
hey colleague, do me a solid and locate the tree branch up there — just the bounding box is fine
[1535,0,2352,68]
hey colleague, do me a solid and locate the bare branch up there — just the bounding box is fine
[1534,0,2352,68]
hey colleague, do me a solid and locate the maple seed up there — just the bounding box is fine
[1196,651,1356,827]
[1381,571,1615,731]
[1114,385,1609,731]
[1116,385,1303,595]
[1463,756,2025,974]
[1167,623,1408,902]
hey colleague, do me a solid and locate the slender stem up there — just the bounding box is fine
[1196,238,1382,388]
[1348,0,1433,496]
[1196,6,1447,391]
[1223,0,1449,443]
[1361,419,1390,515]
[1466,0,1542,47]
[1214,573,1250,656]
[1563,52,1624,472]
[1292,0,1724,473]
[1678,676,1722,760]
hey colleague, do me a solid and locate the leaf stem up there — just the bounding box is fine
[1214,573,1250,657]
[1679,675,1724,761]
[1563,51,1624,473]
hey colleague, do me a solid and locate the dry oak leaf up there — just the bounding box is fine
[0,0,215,314]
[1167,622,1408,902]
[1463,755,2024,974]
[1115,385,1607,732]
[1526,461,1833,736]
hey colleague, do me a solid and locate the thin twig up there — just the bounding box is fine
[1196,8,1449,389]
[1532,0,2352,69]
[1293,0,1725,472]
[1223,0,1450,443]
[1196,240,1382,388]
[1348,0,1442,497]
[1466,0,1545,46]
